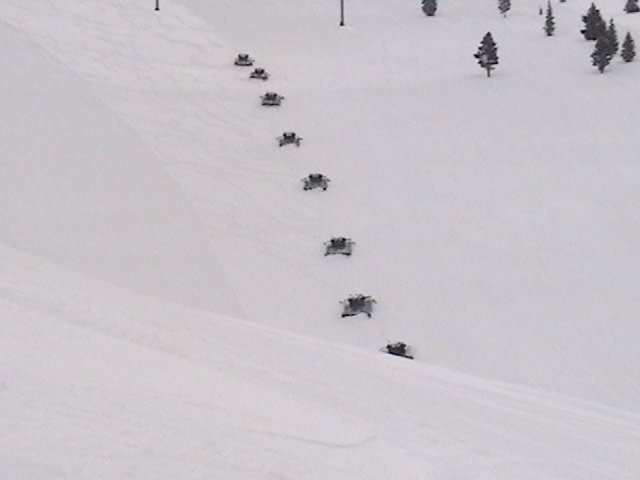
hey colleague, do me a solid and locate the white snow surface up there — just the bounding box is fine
[1,0,640,478]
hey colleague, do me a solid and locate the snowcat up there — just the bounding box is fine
[384,342,414,359]
[249,67,269,80]
[302,173,330,191]
[278,132,302,147]
[234,53,254,66]
[341,294,375,318]
[261,92,284,106]
[324,237,354,256]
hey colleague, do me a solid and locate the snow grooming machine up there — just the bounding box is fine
[278,131,302,147]
[249,67,269,80]
[341,294,376,318]
[302,173,330,191]
[383,342,414,359]
[261,92,285,106]
[324,237,354,256]
[234,53,254,66]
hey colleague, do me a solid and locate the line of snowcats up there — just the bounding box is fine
[235,53,413,360]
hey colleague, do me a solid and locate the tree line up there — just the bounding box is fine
[420,0,637,76]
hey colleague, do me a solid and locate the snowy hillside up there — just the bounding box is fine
[3,248,640,479]
[2,0,640,478]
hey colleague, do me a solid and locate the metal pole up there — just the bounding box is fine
[155,0,159,11]
[340,0,344,26]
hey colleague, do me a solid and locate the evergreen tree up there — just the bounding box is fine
[498,0,511,17]
[591,35,613,72]
[581,3,607,40]
[421,0,437,16]
[624,0,640,13]
[605,18,619,55]
[621,31,636,61]
[559,0,566,3]
[474,32,499,77]
[544,2,556,36]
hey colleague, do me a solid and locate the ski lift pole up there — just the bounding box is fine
[339,0,345,26]
[155,0,159,11]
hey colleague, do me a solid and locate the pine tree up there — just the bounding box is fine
[498,0,511,17]
[474,32,499,77]
[421,0,437,16]
[624,0,640,13]
[544,2,556,36]
[605,18,619,55]
[621,31,636,61]
[581,3,607,40]
[591,35,613,72]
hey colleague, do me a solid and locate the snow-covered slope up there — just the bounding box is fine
[2,0,640,477]
[0,19,240,315]
[3,244,640,479]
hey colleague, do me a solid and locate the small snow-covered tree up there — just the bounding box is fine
[421,0,437,16]
[605,18,619,55]
[591,35,613,72]
[499,0,511,17]
[544,2,556,36]
[581,3,607,40]
[474,32,499,77]
[624,0,640,13]
[621,31,636,61]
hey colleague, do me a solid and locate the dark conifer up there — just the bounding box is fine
[605,18,619,55]
[581,3,607,40]
[544,2,556,36]
[621,31,636,61]
[624,0,640,13]
[421,0,437,16]
[474,32,499,77]
[591,35,613,72]
[498,0,511,17]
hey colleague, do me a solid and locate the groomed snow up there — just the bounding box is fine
[1,0,640,477]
